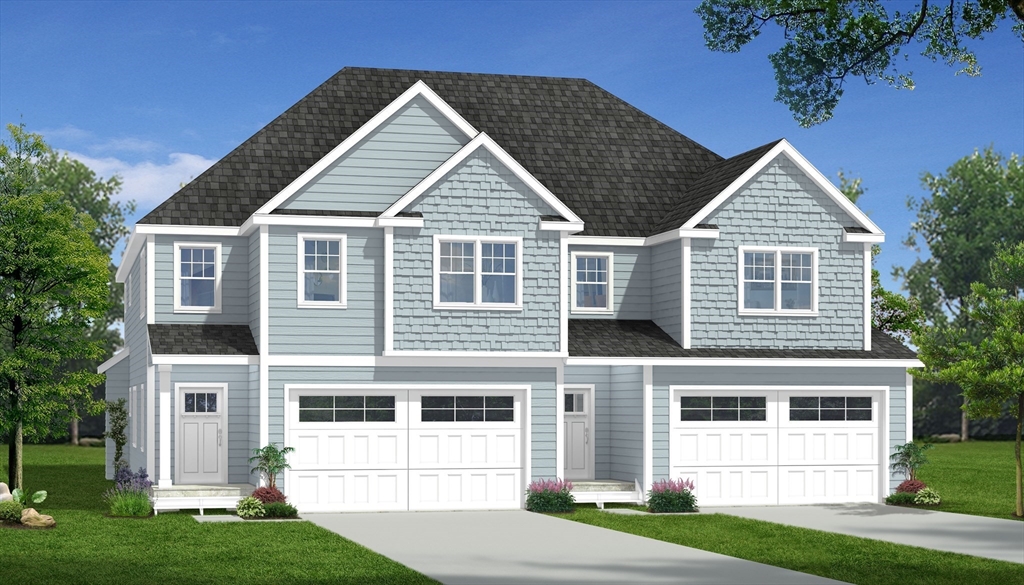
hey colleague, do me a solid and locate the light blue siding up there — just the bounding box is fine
[567,246,651,320]
[651,241,682,344]
[103,356,130,480]
[691,154,866,349]
[609,366,645,482]
[280,95,469,213]
[267,366,557,487]
[153,235,250,325]
[393,148,561,351]
[248,231,260,343]
[267,226,383,354]
[120,245,151,478]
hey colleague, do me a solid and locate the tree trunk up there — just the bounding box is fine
[70,415,79,446]
[960,395,969,442]
[8,422,22,490]
[1015,392,1023,518]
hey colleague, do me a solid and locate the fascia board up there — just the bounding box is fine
[539,219,584,232]
[844,231,886,243]
[115,229,143,283]
[97,348,130,373]
[150,354,259,366]
[249,214,377,228]
[567,236,646,247]
[376,217,425,228]
[644,228,720,247]
[134,225,242,237]
[564,357,923,368]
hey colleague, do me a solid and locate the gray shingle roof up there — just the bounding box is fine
[568,320,917,360]
[148,324,258,355]
[139,67,729,237]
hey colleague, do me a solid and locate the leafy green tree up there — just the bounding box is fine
[914,242,1024,517]
[697,1,1024,126]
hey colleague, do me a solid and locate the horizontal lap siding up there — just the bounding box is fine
[568,246,651,319]
[267,366,557,487]
[249,231,260,343]
[154,235,250,325]
[691,154,865,349]
[393,149,560,351]
[610,366,644,483]
[280,96,468,213]
[104,358,130,479]
[565,366,611,479]
[267,227,383,355]
[123,246,150,476]
[651,241,682,344]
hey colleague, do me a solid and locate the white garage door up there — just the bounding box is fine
[286,388,524,512]
[670,389,882,506]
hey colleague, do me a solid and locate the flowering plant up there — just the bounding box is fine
[526,478,575,513]
[647,478,697,513]
[103,467,153,517]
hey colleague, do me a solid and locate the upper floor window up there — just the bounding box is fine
[738,247,817,315]
[433,235,522,310]
[571,252,613,313]
[297,234,347,307]
[174,242,222,313]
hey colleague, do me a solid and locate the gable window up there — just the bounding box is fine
[571,252,614,313]
[433,235,522,310]
[297,234,347,307]
[738,247,817,315]
[174,242,222,313]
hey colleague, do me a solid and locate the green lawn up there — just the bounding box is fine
[1,445,437,585]
[916,440,1022,520]
[566,509,1023,585]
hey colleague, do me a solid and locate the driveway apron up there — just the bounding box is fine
[306,510,845,585]
[704,504,1024,564]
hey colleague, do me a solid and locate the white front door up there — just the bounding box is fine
[177,386,227,485]
[563,387,594,481]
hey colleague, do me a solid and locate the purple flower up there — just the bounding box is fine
[528,478,573,494]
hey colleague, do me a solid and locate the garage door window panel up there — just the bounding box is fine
[681,396,767,422]
[298,395,396,423]
[421,395,515,423]
[788,396,873,422]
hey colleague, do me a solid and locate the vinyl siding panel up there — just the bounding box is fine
[609,366,645,482]
[280,95,469,213]
[153,235,250,325]
[651,241,682,344]
[248,231,260,343]
[103,357,130,480]
[121,245,150,477]
[567,246,651,320]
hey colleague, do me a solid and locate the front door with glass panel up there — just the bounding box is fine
[564,388,594,480]
[178,387,226,485]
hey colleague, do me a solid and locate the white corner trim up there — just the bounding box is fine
[643,365,653,494]
[681,140,883,235]
[259,225,269,450]
[682,237,691,349]
[384,227,395,353]
[376,216,424,228]
[844,231,885,243]
[146,364,155,480]
[567,236,646,247]
[151,354,259,366]
[905,372,914,443]
[255,80,477,216]
[556,364,565,480]
[864,242,872,351]
[158,364,172,488]
[569,250,614,314]
[540,219,584,233]
[644,227,720,247]
[145,235,155,324]
[295,233,348,309]
[380,132,583,225]
[560,233,569,353]
[97,348,130,373]
[882,384,891,496]
[172,241,223,314]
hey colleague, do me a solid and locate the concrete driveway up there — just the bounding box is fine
[306,510,845,585]
[704,503,1024,564]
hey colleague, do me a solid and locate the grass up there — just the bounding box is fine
[915,440,1022,520]
[565,509,1023,585]
[1,444,438,585]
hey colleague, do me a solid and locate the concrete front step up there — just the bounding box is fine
[571,481,636,493]
[151,484,254,499]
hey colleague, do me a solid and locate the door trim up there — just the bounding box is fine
[175,383,229,485]
[564,384,595,481]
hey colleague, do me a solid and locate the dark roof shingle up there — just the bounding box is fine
[148,324,259,356]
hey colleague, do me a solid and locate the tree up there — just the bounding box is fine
[697,1,1024,126]
[2,124,134,444]
[913,242,1024,517]
[0,138,111,489]
[900,147,1024,440]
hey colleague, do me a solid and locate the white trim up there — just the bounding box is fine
[567,236,646,247]
[682,140,883,236]
[115,230,143,283]
[563,384,596,481]
[137,224,241,236]
[158,364,172,488]
[139,383,145,453]
[738,246,819,316]
[670,384,888,392]
[256,80,478,216]
[524,382,532,488]
[905,372,914,443]
[381,132,583,225]
[560,233,569,352]
[376,216,424,228]
[97,348,130,374]
[844,231,885,243]
[643,365,653,496]
[539,219,584,233]
[883,384,891,497]
[864,242,872,351]
[570,251,614,314]
[259,226,269,452]
[382,350,565,359]
[432,234,523,310]
[566,357,924,367]
[126,271,133,310]
[152,354,259,365]
[172,242,223,314]
[644,227,721,247]
[147,364,155,477]
[146,235,155,324]
[139,245,147,320]
[556,364,565,480]
[130,385,137,448]
[249,214,376,229]
[174,382,229,485]
[682,237,691,349]
[384,227,395,353]
[266,354,564,368]
[296,233,348,308]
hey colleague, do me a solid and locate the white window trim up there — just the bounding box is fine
[139,384,145,453]
[139,248,146,320]
[173,242,223,314]
[737,246,818,316]
[570,251,614,314]
[130,386,137,448]
[126,272,133,310]
[296,233,348,308]
[432,235,523,311]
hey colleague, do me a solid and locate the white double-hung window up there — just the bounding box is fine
[433,235,522,310]
[174,243,222,313]
[738,247,817,315]
[297,234,347,307]
[571,252,613,313]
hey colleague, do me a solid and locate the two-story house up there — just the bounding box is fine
[99,68,920,513]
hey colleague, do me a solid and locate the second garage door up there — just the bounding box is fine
[286,387,525,512]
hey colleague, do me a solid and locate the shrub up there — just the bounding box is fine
[0,500,23,524]
[251,486,286,504]
[10,487,47,507]
[249,444,295,489]
[103,467,152,517]
[896,479,927,494]
[263,502,298,518]
[106,398,128,471]
[914,487,941,505]
[647,478,698,513]
[889,442,933,481]
[526,478,575,513]
[885,492,917,506]
[236,496,265,519]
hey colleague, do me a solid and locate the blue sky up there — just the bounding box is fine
[1,1,1022,292]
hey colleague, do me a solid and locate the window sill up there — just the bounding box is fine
[571,307,614,315]
[432,303,523,312]
[737,310,818,318]
[173,306,222,314]
[297,302,348,309]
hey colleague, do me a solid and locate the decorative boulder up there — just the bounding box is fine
[0,483,11,503]
[21,508,56,528]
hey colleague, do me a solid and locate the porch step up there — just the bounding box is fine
[571,479,645,509]
[151,484,254,499]
[571,480,636,492]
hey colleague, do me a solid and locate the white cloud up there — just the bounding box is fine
[65,151,217,215]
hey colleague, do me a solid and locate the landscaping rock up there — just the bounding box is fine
[78,437,103,447]
[21,508,56,528]
[935,433,960,443]
[0,483,11,503]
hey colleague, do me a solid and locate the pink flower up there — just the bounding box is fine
[650,478,695,494]
[528,478,573,493]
